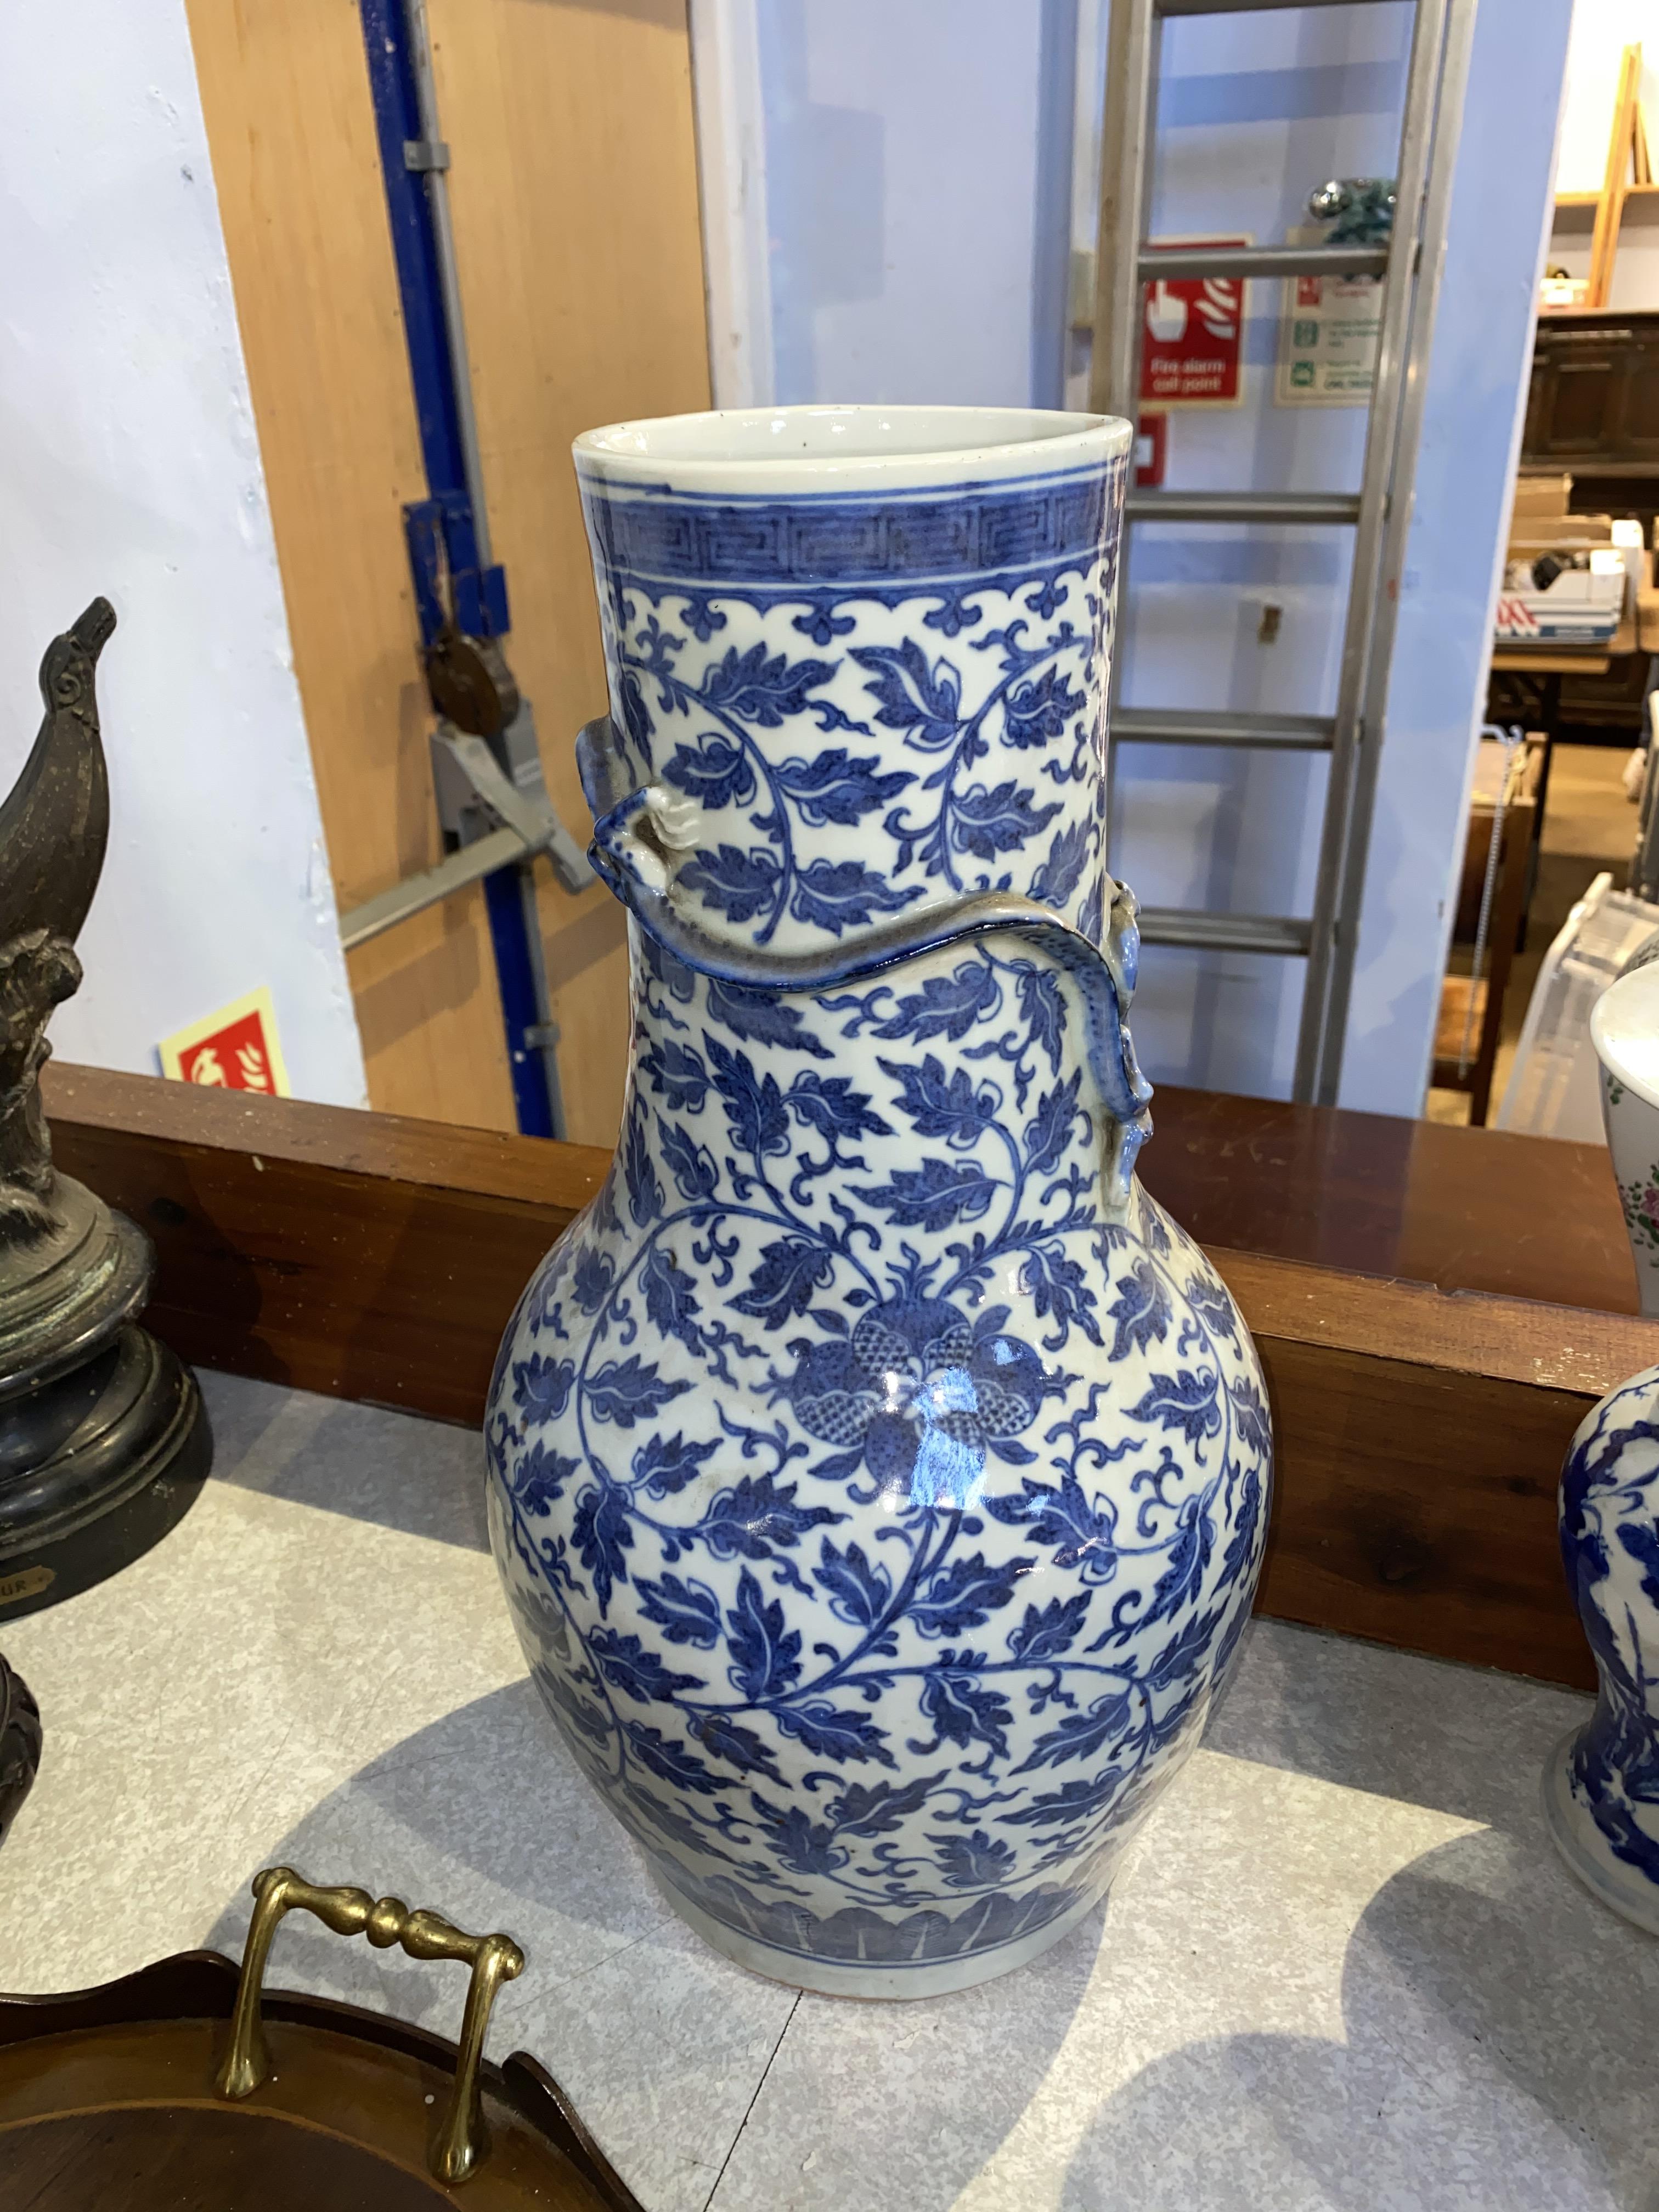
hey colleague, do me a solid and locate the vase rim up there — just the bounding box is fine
[1594,962,1659,1110]
[573,404,1132,494]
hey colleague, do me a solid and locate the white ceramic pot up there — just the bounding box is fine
[1593,962,1659,1317]
[1544,1363,1659,1934]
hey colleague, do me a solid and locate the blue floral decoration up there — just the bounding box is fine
[780,1294,1058,1511]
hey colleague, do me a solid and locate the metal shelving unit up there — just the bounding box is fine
[1088,0,1478,1103]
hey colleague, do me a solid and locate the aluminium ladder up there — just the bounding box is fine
[1088,0,1478,1104]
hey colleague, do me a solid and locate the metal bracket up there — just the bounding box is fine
[443,704,593,891]
[403,498,509,647]
[338,703,591,954]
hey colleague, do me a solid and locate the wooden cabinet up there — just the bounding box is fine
[1623,343,1659,461]
[1523,311,1659,469]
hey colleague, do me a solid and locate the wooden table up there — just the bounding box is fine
[1490,648,1613,679]
[35,1063,1658,1690]
[1488,603,1651,760]
[8,1071,1657,2212]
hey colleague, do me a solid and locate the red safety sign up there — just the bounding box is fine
[159,988,291,1096]
[1139,236,1249,408]
[1134,412,1167,488]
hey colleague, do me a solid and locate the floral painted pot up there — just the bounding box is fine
[485,405,1273,1999]
[1595,962,1659,1317]
[1544,1365,1659,1933]
[1544,962,1659,1931]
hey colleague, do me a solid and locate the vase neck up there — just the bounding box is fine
[579,454,1124,959]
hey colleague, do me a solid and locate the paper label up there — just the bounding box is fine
[1276,225,1382,407]
[0,1564,55,1607]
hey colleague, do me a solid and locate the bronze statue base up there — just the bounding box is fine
[0,1327,212,1624]
[0,1178,212,1624]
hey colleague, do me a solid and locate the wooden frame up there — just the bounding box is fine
[46,1063,1655,1694]
[1432,735,1544,1125]
[1589,44,1647,311]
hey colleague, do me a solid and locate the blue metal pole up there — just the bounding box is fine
[358,0,506,637]
[483,871,556,1138]
[357,0,555,1137]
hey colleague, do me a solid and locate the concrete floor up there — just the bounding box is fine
[1426,741,1637,1126]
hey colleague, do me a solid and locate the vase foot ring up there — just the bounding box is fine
[1542,1729,1659,1938]
[646,1868,1108,2000]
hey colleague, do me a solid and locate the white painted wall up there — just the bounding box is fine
[0,0,367,1107]
[743,0,1075,408]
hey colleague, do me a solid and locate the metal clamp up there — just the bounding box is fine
[337,703,592,955]
[436,727,583,865]
[216,1864,524,2186]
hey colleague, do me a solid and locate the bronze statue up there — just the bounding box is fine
[0,600,210,1628]
[0,597,113,1226]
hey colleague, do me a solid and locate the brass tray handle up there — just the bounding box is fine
[215,1864,525,2185]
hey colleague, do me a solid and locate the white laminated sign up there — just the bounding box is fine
[1276,226,1381,407]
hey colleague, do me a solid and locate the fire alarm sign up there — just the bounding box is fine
[1138,236,1250,408]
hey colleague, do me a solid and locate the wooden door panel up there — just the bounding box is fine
[185,0,710,1143]
[1521,360,1549,452]
[428,0,709,1147]
[1612,350,1659,458]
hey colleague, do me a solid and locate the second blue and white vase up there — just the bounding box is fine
[486,405,1273,1997]
[1542,965,1659,1931]
[1546,1365,1659,1933]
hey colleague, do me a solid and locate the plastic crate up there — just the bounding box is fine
[1492,874,1659,1141]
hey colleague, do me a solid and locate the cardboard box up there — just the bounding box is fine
[1512,473,1575,520]
[1509,513,1613,548]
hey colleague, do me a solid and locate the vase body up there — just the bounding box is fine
[486,407,1272,1998]
[1545,1364,1659,1932]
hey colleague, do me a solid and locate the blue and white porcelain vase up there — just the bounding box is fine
[486,405,1273,1998]
[1546,1369,1659,1933]
[1542,967,1659,1931]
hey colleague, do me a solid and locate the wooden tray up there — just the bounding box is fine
[0,1869,641,2211]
